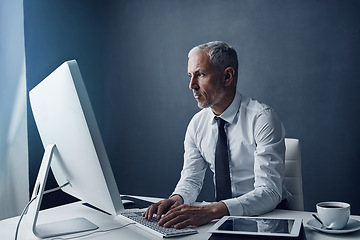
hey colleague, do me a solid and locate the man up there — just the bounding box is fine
[143,41,290,229]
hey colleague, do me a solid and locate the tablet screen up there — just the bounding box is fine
[208,216,302,237]
[218,217,294,234]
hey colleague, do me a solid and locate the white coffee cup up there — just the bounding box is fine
[316,201,350,230]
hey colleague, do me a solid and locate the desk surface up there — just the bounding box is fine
[1,196,360,240]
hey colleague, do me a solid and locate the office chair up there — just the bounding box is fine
[284,138,304,211]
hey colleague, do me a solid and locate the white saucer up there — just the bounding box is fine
[307,218,360,234]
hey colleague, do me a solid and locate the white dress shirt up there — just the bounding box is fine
[172,91,291,216]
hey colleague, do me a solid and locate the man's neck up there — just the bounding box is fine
[211,90,236,116]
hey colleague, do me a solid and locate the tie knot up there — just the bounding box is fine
[215,117,226,129]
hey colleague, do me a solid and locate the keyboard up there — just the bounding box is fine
[120,209,198,238]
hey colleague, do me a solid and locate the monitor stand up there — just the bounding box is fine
[27,144,99,238]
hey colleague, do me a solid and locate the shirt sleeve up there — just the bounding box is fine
[171,120,208,204]
[222,108,286,216]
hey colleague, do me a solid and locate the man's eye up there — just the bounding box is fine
[199,73,205,76]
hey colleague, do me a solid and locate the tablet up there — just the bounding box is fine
[208,216,303,237]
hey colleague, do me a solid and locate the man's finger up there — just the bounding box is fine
[144,202,160,220]
[173,218,193,229]
[160,212,187,228]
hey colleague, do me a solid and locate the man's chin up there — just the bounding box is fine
[197,101,210,109]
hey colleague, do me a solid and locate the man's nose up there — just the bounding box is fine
[189,76,198,90]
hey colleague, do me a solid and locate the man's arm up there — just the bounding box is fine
[222,108,286,216]
[171,120,209,204]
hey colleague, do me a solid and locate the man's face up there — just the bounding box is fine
[187,50,225,110]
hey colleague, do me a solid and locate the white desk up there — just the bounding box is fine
[1,196,360,240]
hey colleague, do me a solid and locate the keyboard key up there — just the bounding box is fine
[120,210,198,238]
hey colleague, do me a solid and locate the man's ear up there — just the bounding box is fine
[223,67,235,87]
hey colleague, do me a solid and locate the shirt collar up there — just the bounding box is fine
[210,91,242,125]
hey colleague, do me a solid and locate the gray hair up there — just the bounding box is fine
[188,41,238,80]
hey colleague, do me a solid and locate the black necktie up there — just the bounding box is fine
[215,117,232,201]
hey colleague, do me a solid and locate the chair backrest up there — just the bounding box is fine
[284,138,304,211]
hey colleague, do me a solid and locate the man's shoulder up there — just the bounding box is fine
[239,95,283,132]
[239,94,273,114]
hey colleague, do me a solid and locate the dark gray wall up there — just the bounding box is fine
[25,0,360,213]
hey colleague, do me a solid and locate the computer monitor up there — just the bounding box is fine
[28,60,124,238]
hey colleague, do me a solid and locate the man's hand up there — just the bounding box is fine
[159,202,229,229]
[143,195,184,221]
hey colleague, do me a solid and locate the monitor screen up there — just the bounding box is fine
[29,60,124,237]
